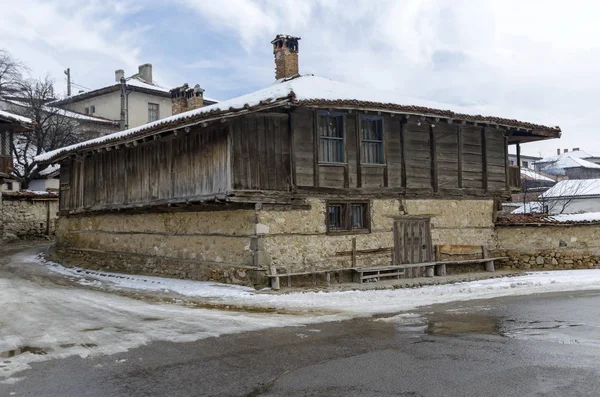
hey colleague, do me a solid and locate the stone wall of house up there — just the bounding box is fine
[0,196,58,240]
[491,224,600,270]
[51,198,497,286]
[52,209,262,285]
[258,198,495,274]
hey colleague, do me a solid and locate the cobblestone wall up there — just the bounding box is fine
[0,197,58,240]
[492,224,600,270]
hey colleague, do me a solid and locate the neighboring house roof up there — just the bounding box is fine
[521,168,555,182]
[0,190,58,199]
[512,201,545,214]
[536,155,600,176]
[498,212,600,225]
[38,164,60,178]
[0,109,34,127]
[535,149,593,164]
[49,77,219,106]
[540,178,600,199]
[2,98,117,126]
[36,75,562,164]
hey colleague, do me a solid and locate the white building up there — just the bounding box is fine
[50,64,218,129]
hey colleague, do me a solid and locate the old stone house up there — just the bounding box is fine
[37,35,561,287]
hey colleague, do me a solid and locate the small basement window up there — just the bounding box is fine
[326,201,370,233]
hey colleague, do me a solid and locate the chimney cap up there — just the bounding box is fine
[573,147,580,151]
[271,34,301,45]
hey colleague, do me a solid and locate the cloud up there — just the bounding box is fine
[1,0,599,156]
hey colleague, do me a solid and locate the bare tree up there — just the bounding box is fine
[10,77,81,188]
[540,179,595,215]
[0,49,27,97]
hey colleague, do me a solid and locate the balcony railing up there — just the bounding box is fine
[508,165,521,191]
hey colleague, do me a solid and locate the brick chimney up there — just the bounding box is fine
[170,84,205,115]
[138,63,153,83]
[564,148,569,153]
[115,69,124,82]
[573,148,580,151]
[271,34,301,80]
[557,149,561,155]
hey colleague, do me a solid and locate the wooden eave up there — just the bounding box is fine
[43,98,293,164]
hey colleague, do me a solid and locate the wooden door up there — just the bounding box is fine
[394,218,432,277]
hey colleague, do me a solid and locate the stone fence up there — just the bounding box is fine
[0,191,59,241]
[492,223,600,271]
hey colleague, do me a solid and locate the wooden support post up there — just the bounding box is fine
[287,275,291,288]
[326,272,331,287]
[504,135,510,192]
[516,142,521,167]
[400,119,407,188]
[457,125,463,188]
[481,127,488,192]
[426,267,435,277]
[270,265,280,290]
[351,237,357,268]
[430,125,438,192]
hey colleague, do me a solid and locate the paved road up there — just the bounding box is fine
[2,243,600,396]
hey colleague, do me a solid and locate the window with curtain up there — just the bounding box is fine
[148,103,160,122]
[318,112,345,163]
[326,201,370,233]
[360,116,384,164]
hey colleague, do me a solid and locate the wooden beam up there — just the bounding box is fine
[481,127,488,192]
[516,142,521,167]
[457,125,463,189]
[504,134,510,192]
[430,124,438,192]
[356,113,362,188]
[400,118,407,188]
[312,110,319,187]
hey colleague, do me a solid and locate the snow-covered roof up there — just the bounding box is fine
[536,155,600,176]
[541,178,600,199]
[520,168,555,182]
[512,201,545,214]
[35,75,561,164]
[38,164,60,177]
[535,150,592,164]
[546,212,600,223]
[2,98,117,125]
[0,109,33,126]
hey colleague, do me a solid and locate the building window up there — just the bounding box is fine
[326,201,370,233]
[90,105,95,114]
[6,182,13,191]
[509,160,515,165]
[84,107,89,115]
[318,111,345,163]
[522,161,529,168]
[360,116,384,164]
[148,103,160,122]
[0,130,10,155]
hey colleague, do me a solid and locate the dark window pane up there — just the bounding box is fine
[319,114,345,163]
[328,205,343,229]
[360,117,384,164]
[351,204,365,229]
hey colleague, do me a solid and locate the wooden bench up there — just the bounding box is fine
[267,266,359,290]
[354,263,436,283]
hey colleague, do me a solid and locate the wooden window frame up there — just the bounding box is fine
[317,110,346,165]
[359,115,385,165]
[148,103,160,122]
[326,200,371,235]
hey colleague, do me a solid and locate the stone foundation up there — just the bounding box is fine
[1,195,58,240]
[52,198,497,287]
[491,224,600,271]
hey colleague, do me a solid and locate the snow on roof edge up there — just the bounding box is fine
[35,75,562,164]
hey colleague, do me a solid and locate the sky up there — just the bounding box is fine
[0,0,599,158]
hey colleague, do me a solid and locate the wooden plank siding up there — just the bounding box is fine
[230,113,291,191]
[59,106,511,214]
[60,124,230,213]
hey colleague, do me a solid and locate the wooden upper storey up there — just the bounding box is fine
[57,105,533,214]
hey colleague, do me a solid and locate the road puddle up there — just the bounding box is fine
[427,314,501,336]
[0,346,49,358]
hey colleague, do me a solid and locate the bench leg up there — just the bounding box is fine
[426,267,435,277]
[485,260,495,272]
[435,264,447,277]
[326,272,331,287]
[270,265,280,290]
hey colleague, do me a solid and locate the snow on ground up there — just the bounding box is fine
[5,255,600,383]
[0,260,344,382]
[40,256,600,315]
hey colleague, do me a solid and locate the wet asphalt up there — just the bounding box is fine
[2,242,600,396]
